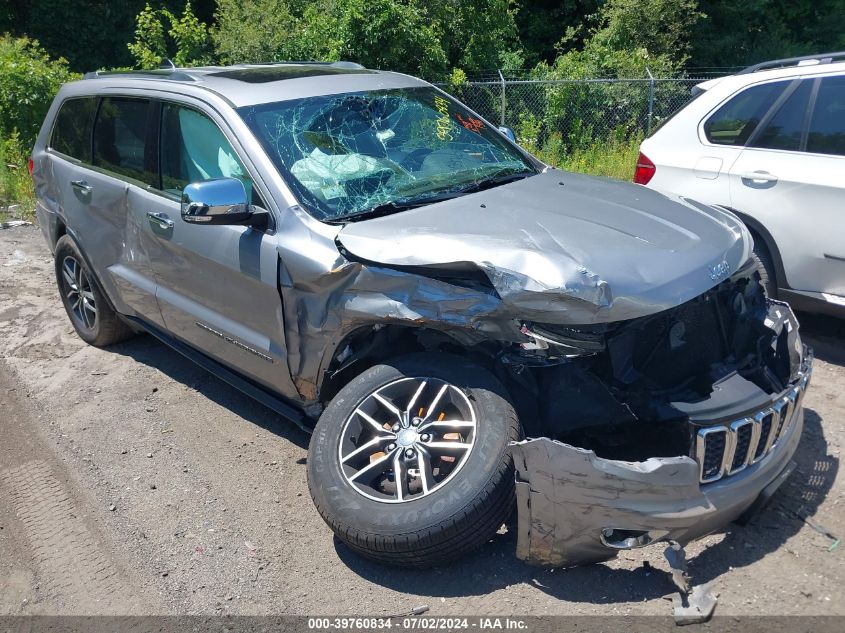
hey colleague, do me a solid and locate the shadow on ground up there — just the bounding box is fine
[101,309,840,606]
[334,407,837,603]
[798,311,845,367]
[105,335,311,450]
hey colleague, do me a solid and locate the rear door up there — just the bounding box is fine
[140,100,296,397]
[689,80,791,205]
[48,95,164,326]
[728,76,845,295]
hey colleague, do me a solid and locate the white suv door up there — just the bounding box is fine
[728,75,845,298]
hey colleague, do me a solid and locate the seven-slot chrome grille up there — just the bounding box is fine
[694,371,811,484]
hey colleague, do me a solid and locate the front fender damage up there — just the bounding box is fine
[278,259,524,402]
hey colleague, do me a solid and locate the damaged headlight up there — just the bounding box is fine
[519,322,606,356]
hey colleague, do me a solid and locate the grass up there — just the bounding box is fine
[1,134,35,223]
[556,135,642,181]
[524,132,643,182]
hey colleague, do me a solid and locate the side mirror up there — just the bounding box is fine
[498,126,516,142]
[181,178,266,228]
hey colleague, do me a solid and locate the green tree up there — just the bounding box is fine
[0,35,76,147]
[539,0,704,79]
[421,0,523,75]
[212,0,300,64]
[691,0,845,68]
[128,2,213,68]
[333,0,448,77]
[516,1,598,66]
[213,0,448,77]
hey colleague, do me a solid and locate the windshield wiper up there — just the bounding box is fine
[452,169,535,195]
[328,170,535,223]
[329,192,462,223]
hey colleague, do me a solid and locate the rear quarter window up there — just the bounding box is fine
[50,97,98,162]
[807,75,845,156]
[703,81,788,146]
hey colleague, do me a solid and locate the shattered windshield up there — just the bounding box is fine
[238,87,537,221]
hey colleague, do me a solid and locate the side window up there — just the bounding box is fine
[50,97,98,162]
[703,81,787,146]
[751,79,812,151]
[160,103,254,201]
[93,97,157,186]
[807,76,845,156]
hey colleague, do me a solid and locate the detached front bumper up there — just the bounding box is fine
[512,352,813,567]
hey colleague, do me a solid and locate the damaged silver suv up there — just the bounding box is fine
[32,62,812,568]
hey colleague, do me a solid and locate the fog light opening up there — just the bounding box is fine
[600,528,668,550]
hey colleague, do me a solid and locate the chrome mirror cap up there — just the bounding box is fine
[180,178,252,225]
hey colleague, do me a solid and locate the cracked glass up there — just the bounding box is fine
[239,87,536,222]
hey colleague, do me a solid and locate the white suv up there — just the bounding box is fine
[638,52,845,317]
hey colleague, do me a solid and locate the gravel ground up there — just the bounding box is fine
[0,224,843,617]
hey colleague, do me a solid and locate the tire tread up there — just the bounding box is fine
[308,353,519,568]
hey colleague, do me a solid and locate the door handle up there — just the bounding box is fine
[70,179,93,194]
[146,211,174,230]
[740,171,778,184]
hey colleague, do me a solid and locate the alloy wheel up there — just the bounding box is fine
[337,377,477,503]
[61,256,97,330]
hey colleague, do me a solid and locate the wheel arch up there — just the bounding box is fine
[721,206,788,290]
[54,230,123,319]
[315,324,498,406]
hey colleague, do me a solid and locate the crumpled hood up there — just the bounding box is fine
[337,170,752,324]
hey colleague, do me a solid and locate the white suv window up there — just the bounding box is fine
[749,80,812,152]
[703,81,787,146]
[807,75,845,156]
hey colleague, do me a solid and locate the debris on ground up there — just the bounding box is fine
[385,605,430,618]
[668,583,718,626]
[790,505,840,549]
[0,219,30,230]
[663,540,718,625]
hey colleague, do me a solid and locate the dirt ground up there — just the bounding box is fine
[1,224,843,617]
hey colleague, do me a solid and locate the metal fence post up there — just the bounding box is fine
[498,69,506,126]
[646,66,655,135]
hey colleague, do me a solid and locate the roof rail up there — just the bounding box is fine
[82,68,198,82]
[243,60,366,70]
[738,51,845,74]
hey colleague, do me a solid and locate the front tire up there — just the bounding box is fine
[307,353,519,567]
[54,235,135,347]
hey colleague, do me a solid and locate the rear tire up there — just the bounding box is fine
[307,352,519,568]
[752,243,777,298]
[54,235,135,347]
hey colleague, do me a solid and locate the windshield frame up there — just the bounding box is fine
[237,86,541,223]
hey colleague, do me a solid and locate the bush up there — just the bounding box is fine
[212,0,449,77]
[0,35,76,148]
[0,131,35,220]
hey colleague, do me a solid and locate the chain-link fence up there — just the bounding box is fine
[438,74,714,156]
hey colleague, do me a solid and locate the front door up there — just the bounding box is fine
[140,101,296,397]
